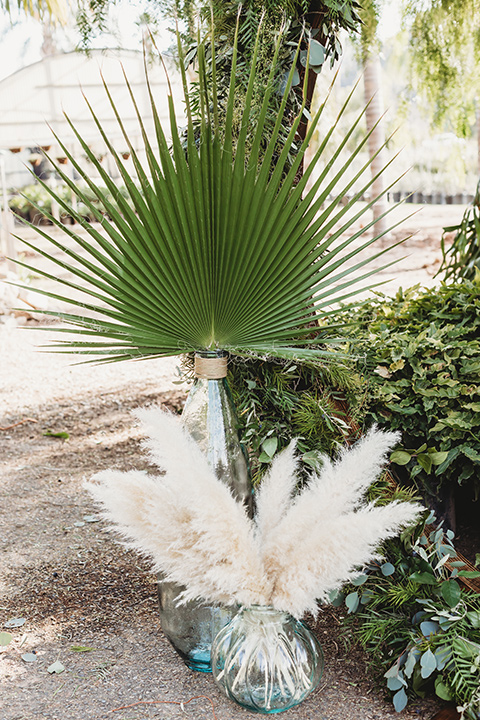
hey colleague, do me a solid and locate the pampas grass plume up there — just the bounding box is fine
[86,410,423,618]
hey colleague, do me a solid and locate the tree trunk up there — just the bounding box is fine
[363,52,388,238]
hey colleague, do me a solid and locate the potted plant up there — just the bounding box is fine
[14,24,404,670]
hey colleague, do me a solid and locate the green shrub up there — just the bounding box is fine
[228,355,364,482]
[334,511,480,718]
[341,281,480,504]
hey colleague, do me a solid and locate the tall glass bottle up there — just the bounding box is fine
[158,350,252,672]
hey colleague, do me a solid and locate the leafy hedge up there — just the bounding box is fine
[342,280,480,503]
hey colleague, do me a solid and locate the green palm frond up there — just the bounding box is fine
[15,24,403,363]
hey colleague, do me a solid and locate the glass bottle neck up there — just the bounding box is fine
[194,350,227,380]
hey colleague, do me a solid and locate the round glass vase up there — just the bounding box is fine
[211,605,324,714]
[157,350,252,673]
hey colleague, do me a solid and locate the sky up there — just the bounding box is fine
[0,1,402,83]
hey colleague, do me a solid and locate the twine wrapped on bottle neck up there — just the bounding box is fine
[194,354,228,379]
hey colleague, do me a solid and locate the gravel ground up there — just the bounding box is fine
[0,204,463,720]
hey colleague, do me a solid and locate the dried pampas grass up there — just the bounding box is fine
[85,408,422,618]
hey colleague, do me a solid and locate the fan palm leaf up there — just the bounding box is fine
[15,24,404,363]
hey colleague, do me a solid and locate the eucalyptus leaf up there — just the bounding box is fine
[392,688,408,712]
[420,620,439,637]
[381,562,395,576]
[308,39,325,66]
[345,591,359,614]
[420,649,437,679]
[404,650,418,678]
[387,676,405,691]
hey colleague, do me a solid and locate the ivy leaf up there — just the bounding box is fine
[258,451,272,463]
[390,450,411,465]
[417,453,432,474]
[429,451,449,465]
[47,660,65,674]
[441,579,461,608]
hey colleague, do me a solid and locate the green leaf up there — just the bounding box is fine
[13,25,405,364]
[390,450,411,465]
[261,437,278,458]
[466,611,480,628]
[434,678,453,701]
[43,430,70,440]
[429,451,449,465]
[441,579,461,608]
[70,645,95,652]
[416,453,432,474]
[457,571,480,579]
[258,451,272,463]
[409,572,438,585]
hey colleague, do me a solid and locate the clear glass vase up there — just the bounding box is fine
[157,350,252,672]
[211,605,324,714]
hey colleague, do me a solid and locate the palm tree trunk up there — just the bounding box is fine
[363,51,388,238]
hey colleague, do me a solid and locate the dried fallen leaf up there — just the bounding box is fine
[47,660,65,674]
[21,653,37,662]
[0,632,12,646]
[4,617,26,628]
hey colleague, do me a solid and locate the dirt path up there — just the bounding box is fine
[1,203,465,720]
